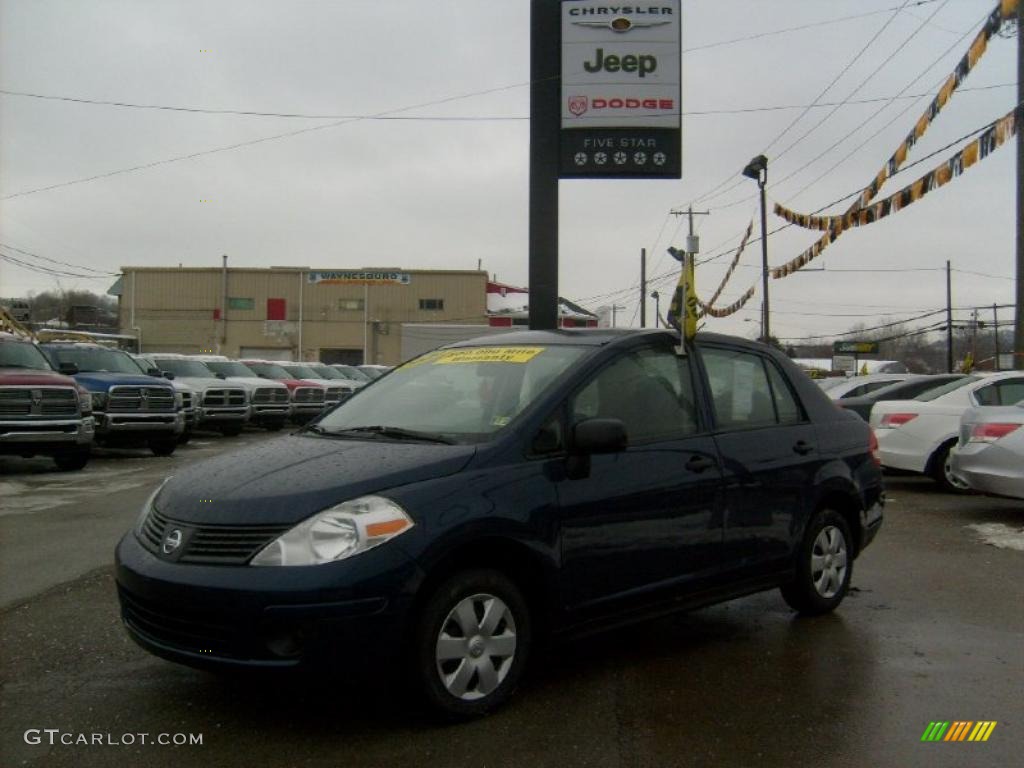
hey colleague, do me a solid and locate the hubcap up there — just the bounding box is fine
[435,593,517,701]
[810,526,848,599]
[944,454,970,490]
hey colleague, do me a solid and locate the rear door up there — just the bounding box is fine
[557,343,724,614]
[698,344,821,575]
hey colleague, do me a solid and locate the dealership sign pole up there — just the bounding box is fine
[529,0,682,330]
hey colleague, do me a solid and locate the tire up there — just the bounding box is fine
[412,569,531,720]
[178,430,192,445]
[781,509,853,615]
[218,424,244,437]
[930,441,972,494]
[53,449,90,471]
[263,421,284,432]
[149,438,177,457]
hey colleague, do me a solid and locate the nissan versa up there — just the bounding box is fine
[116,330,884,718]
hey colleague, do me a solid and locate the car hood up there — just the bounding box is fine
[156,434,477,525]
[0,368,77,386]
[170,375,247,392]
[73,371,176,391]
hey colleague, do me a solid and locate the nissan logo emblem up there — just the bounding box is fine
[162,529,183,554]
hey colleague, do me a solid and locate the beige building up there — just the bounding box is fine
[113,266,488,365]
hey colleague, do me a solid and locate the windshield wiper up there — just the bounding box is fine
[332,425,456,444]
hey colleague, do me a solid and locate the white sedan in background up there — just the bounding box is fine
[870,372,1024,492]
[952,402,1024,500]
[818,373,912,400]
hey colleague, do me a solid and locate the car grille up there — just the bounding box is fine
[118,587,275,661]
[252,387,289,405]
[180,391,193,409]
[293,387,324,404]
[202,388,246,407]
[0,387,79,417]
[139,507,289,565]
[108,386,176,412]
[325,387,343,401]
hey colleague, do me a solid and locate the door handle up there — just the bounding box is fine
[685,455,716,473]
[793,440,814,456]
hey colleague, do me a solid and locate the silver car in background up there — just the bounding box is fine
[953,402,1024,500]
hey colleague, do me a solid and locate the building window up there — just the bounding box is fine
[419,298,444,311]
[228,297,255,310]
[338,299,365,311]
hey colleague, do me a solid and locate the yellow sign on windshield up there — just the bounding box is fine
[433,347,546,365]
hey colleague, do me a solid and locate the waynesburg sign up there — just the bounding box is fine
[560,0,681,178]
[307,271,412,286]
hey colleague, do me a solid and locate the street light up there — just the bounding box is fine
[742,154,770,343]
[650,291,660,328]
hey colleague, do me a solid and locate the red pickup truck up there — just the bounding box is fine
[0,333,95,470]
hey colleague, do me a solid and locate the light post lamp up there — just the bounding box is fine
[650,291,660,328]
[742,154,770,343]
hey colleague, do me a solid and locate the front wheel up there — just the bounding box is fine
[149,438,177,457]
[781,509,852,615]
[412,569,531,720]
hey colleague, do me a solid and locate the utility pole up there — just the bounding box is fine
[994,303,1001,371]
[946,260,954,373]
[640,248,647,328]
[1016,0,1024,368]
[651,291,660,327]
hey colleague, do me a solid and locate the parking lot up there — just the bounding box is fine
[1,429,1022,768]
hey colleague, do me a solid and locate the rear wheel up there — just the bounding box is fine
[149,438,177,457]
[412,569,531,720]
[53,449,90,471]
[930,441,971,493]
[781,509,852,615]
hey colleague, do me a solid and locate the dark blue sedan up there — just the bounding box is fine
[116,330,884,718]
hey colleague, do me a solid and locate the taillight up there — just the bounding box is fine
[880,413,918,428]
[869,427,881,467]
[968,423,1021,443]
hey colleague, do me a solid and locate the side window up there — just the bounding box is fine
[994,379,1024,406]
[765,361,804,424]
[974,384,1000,406]
[570,348,698,443]
[701,347,777,430]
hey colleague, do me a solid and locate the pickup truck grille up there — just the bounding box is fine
[0,386,79,417]
[203,388,247,407]
[108,386,176,413]
[252,388,289,405]
[180,391,193,409]
[140,508,289,565]
[325,387,343,401]
[292,387,324,404]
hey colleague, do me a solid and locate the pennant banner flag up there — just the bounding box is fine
[701,221,753,314]
[699,285,756,318]
[770,0,1017,277]
[772,107,1017,277]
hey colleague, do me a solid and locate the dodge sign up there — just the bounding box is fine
[560,0,681,179]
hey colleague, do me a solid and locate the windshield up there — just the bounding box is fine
[245,361,292,379]
[0,341,55,371]
[44,346,144,374]
[336,365,371,381]
[915,376,979,402]
[314,344,589,443]
[306,364,345,380]
[282,364,322,379]
[154,358,215,377]
[205,361,258,378]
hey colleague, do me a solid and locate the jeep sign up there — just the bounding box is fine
[560,0,681,178]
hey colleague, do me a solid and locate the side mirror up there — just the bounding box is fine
[58,362,79,375]
[161,370,176,381]
[572,418,627,454]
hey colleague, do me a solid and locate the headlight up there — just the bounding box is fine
[91,392,107,411]
[134,478,171,538]
[251,495,413,567]
[77,386,92,414]
[174,391,184,409]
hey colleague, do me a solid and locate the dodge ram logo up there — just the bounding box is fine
[162,529,183,554]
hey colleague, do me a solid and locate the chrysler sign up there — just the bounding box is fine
[560,0,681,178]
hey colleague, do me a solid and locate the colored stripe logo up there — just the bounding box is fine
[921,721,997,742]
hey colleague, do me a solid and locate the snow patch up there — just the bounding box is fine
[966,523,1024,552]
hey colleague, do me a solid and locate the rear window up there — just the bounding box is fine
[915,376,979,402]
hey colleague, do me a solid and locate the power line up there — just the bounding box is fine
[0,241,118,276]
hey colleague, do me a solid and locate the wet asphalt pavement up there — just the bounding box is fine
[1,432,1022,768]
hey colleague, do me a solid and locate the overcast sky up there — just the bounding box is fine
[0,0,1018,342]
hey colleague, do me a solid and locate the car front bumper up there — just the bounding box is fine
[0,417,94,449]
[195,406,250,426]
[114,530,419,671]
[95,411,183,436]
